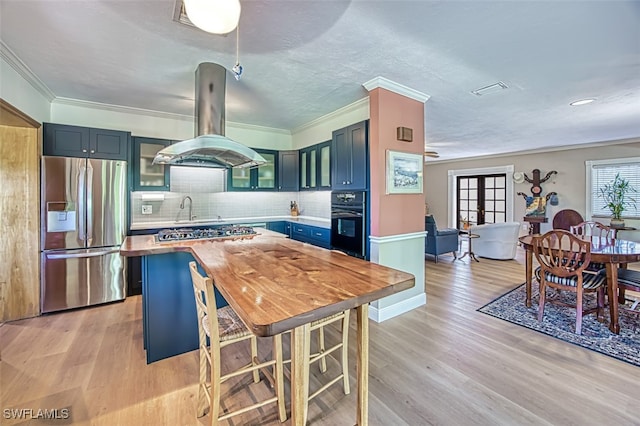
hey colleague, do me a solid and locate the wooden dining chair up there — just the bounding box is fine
[551,209,584,231]
[189,262,287,425]
[615,268,640,314]
[533,230,608,334]
[569,221,615,239]
[569,221,614,273]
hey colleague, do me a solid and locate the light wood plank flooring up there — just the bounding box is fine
[2,248,639,425]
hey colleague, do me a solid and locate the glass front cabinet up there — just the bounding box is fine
[228,149,278,191]
[132,137,172,191]
[300,141,331,191]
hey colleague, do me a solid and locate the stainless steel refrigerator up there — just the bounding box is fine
[41,156,127,313]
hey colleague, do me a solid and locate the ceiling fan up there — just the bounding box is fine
[424,150,440,159]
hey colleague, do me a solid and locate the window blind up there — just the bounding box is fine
[590,162,640,218]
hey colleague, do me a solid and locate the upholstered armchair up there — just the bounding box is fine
[425,215,459,263]
[468,222,521,260]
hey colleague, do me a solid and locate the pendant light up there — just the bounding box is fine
[232,24,243,80]
[183,0,241,35]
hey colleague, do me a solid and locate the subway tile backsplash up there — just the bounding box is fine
[132,188,331,226]
[169,167,226,193]
[131,165,331,226]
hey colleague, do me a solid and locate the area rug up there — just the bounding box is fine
[478,284,640,367]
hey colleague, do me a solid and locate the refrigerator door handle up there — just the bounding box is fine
[46,248,121,260]
[86,161,94,246]
[77,162,86,242]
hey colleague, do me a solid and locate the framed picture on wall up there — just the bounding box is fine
[386,150,423,194]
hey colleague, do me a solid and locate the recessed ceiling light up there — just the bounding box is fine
[570,98,596,106]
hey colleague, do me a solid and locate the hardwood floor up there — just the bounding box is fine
[2,248,639,425]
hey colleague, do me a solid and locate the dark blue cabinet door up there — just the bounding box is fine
[89,128,129,160]
[43,123,90,157]
[267,221,288,234]
[43,123,129,161]
[278,150,299,191]
[332,120,368,190]
[142,252,227,363]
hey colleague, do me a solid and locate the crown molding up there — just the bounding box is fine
[52,97,290,134]
[52,97,194,121]
[362,76,430,103]
[291,97,369,135]
[227,120,291,135]
[0,40,55,101]
[433,136,640,164]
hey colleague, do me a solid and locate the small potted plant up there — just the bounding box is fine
[598,173,637,228]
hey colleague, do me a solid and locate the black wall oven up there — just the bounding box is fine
[331,191,366,258]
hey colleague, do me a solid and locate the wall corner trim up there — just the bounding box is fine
[369,231,428,244]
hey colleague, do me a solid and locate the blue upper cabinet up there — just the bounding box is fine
[132,136,172,191]
[44,123,130,161]
[278,150,299,191]
[228,149,278,191]
[331,120,368,190]
[299,140,331,191]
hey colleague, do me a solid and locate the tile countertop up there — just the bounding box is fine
[129,215,331,231]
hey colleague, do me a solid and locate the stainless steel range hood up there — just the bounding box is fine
[153,63,266,168]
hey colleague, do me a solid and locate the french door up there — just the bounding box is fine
[457,174,506,228]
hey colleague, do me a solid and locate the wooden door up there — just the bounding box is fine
[456,174,506,228]
[0,100,41,322]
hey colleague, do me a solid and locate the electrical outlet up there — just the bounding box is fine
[142,205,152,215]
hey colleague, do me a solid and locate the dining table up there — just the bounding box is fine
[518,233,640,334]
[120,228,415,425]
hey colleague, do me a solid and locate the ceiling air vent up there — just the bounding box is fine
[173,1,231,35]
[471,81,508,96]
[173,1,195,28]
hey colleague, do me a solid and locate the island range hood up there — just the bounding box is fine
[153,63,266,168]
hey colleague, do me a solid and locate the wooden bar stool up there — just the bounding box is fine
[189,262,287,425]
[279,249,352,410]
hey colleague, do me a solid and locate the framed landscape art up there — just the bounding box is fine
[386,150,423,194]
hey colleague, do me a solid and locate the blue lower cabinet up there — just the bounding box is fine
[142,252,227,363]
[290,223,331,249]
[266,221,289,235]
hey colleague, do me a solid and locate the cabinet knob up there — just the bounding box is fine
[90,150,95,154]
[342,181,346,185]
[82,149,87,153]
[347,181,351,184]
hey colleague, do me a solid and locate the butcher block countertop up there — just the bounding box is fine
[120,229,415,337]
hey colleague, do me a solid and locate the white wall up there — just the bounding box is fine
[424,139,640,234]
[291,98,369,149]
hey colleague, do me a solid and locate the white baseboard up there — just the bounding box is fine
[368,292,426,323]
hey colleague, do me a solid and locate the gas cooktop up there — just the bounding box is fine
[155,225,257,243]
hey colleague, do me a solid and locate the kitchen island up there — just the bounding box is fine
[120,228,414,425]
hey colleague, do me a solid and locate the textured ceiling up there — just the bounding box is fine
[1,1,639,161]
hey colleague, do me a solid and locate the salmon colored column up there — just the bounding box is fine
[365,80,429,238]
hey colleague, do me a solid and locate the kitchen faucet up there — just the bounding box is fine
[179,195,196,221]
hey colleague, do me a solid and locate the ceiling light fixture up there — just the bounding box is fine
[569,98,596,106]
[183,0,241,35]
[232,24,243,80]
